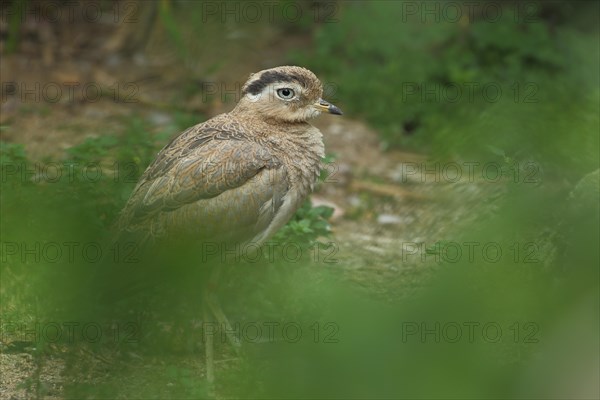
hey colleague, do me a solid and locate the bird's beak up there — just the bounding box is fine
[314,99,343,115]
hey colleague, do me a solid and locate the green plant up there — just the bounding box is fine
[272,200,334,248]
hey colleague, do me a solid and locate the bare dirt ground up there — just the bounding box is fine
[0,16,502,399]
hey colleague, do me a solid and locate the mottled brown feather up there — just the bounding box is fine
[118,66,331,245]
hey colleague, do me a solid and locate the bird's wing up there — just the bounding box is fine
[120,120,287,236]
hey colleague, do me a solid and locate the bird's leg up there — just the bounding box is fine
[202,298,215,384]
[206,296,242,351]
[201,263,241,385]
[205,266,242,351]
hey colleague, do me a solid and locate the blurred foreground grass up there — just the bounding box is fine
[1,119,598,398]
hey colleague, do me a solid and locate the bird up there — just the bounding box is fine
[117,65,343,383]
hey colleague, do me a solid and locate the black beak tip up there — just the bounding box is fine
[329,105,343,116]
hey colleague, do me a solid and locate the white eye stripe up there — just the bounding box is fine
[247,92,261,102]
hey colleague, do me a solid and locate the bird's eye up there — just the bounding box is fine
[276,88,295,100]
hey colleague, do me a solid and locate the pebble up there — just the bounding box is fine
[377,214,404,225]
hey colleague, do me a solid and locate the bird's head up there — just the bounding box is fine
[237,66,342,123]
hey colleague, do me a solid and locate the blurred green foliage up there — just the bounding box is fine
[293,1,599,175]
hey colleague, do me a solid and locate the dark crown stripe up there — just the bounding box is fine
[243,71,309,95]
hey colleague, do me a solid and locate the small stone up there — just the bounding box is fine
[377,214,404,225]
[148,112,172,126]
